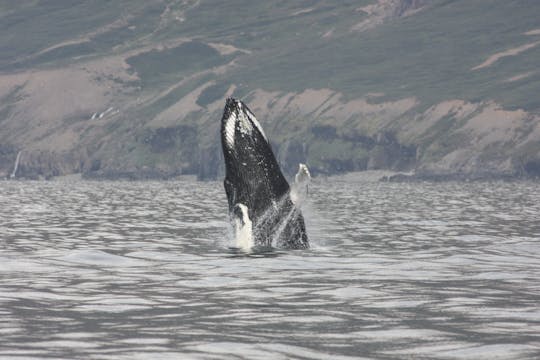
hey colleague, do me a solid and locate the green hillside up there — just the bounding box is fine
[1,0,539,179]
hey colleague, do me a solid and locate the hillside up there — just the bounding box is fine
[1,0,540,180]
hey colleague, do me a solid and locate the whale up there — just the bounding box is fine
[220,98,309,250]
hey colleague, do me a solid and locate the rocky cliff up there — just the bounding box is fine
[1,0,539,180]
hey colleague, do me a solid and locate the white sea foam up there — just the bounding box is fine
[291,163,311,206]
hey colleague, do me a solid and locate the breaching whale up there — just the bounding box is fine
[220,98,309,250]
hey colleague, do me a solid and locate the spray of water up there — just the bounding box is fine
[226,164,316,253]
[225,192,310,253]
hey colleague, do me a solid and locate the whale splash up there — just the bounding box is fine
[220,98,309,251]
[291,163,311,206]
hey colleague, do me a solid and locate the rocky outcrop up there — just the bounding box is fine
[1,148,91,180]
[0,145,18,179]
[366,132,417,171]
[523,158,540,178]
[276,139,309,176]
[3,91,539,181]
[197,142,224,181]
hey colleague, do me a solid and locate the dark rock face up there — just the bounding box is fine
[6,121,535,182]
[276,140,308,177]
[197,142,224,181]
[0,145,18,178]
[82,125,202,180]
[297,127,417,176]
[144,125,197,154]
[17,151,85,179]
[524,159,540,178]
[0,149,92,180]
[367,132,417,171]
[1,112,535,182]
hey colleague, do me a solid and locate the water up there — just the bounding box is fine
[1,175,539,359]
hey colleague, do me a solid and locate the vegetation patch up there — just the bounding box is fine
[196,81,230,107]
[126,41,233,88]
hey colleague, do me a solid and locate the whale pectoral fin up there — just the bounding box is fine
[292,164,311,206]
[224,178,237,211]
[232,203,254,251]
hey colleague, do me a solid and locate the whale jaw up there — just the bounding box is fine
[220,98,309,249]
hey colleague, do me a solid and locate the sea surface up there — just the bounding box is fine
[1,174,539,359]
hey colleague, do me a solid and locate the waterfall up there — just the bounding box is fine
[10,151,22,179]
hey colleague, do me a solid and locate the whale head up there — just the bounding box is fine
[220,98,289,218]
[221,97,268,150]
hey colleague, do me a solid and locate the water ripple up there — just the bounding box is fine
[0,178,539,359]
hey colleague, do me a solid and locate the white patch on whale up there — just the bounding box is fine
[236,103,253,137]
[240,102,268,142]
[224,111,237,148]
[233,204,253,251]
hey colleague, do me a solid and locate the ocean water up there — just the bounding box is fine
[1,175,539,359]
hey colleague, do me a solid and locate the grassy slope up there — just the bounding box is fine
[1,0,539,178]
[4,1,539,110]
[219,0,540,110]
[0,1,164,70]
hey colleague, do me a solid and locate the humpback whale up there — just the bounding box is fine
[220,98,309,250]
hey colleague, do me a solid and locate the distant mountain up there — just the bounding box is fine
[1,0,540,180]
